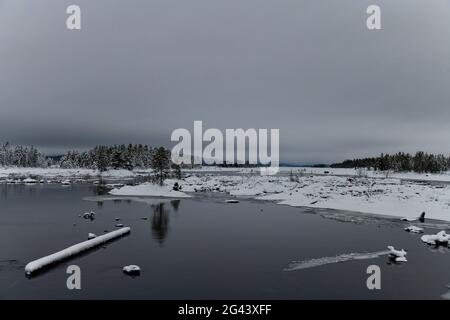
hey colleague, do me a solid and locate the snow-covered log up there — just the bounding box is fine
[25,227,130,275]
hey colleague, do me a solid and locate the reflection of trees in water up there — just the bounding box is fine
[170,200,180,212]
[151,203,170,244]
[94,185,110,196]
[1,184,8,200]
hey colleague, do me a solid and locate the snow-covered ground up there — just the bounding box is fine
[1,166,450,182]
[103,172,450,221]
[177,174,450,221]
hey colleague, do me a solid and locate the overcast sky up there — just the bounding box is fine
[0,0,449,164]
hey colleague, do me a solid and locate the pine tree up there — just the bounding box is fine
[151,147,170,185]
[171,162,182,179]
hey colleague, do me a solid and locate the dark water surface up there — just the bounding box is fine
[1,183,449,299]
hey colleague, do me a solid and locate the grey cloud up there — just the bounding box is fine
[0,0,449,163]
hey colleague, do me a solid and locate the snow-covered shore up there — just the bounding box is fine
[103,171,450,221]
[1,166,450,183]
[2,166,450,222]
[0,167,144,179]
[109,181,191,198]
[178,174,450,222]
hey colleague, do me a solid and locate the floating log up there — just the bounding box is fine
[25,227,130,275]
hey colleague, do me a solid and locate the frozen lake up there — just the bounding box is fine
[1,183,450,299]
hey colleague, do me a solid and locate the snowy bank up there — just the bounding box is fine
[109,181,190,198]
[25,227,130,275]
[0,167,149,180]
[180,174,450,222]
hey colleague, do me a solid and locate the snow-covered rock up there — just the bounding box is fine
[88,233,97,239]
[123,265,141,276]
[387,246,408,263]
[225,199,239,203]
[404,226,424,233]
[82,211,96,220]
[401,212,426,223]
[61,180,71,186]
[421,231,450,245]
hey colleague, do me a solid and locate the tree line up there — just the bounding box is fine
[0,142,49,167]
[0,142,181,183]
[60,144,155,171]
[3,142,450,175]
[331,152,450,173]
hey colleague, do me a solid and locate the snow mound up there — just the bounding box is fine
[109,182,190,198]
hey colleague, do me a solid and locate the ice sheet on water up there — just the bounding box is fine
[284,250,390,271]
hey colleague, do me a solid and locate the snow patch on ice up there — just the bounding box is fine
[284,250,390,271]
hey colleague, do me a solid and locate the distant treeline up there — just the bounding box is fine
[60,144,157,171]
[331,152,450,173]
[0,142,49,167]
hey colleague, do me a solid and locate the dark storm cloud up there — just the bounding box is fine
[0,0,449,163]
